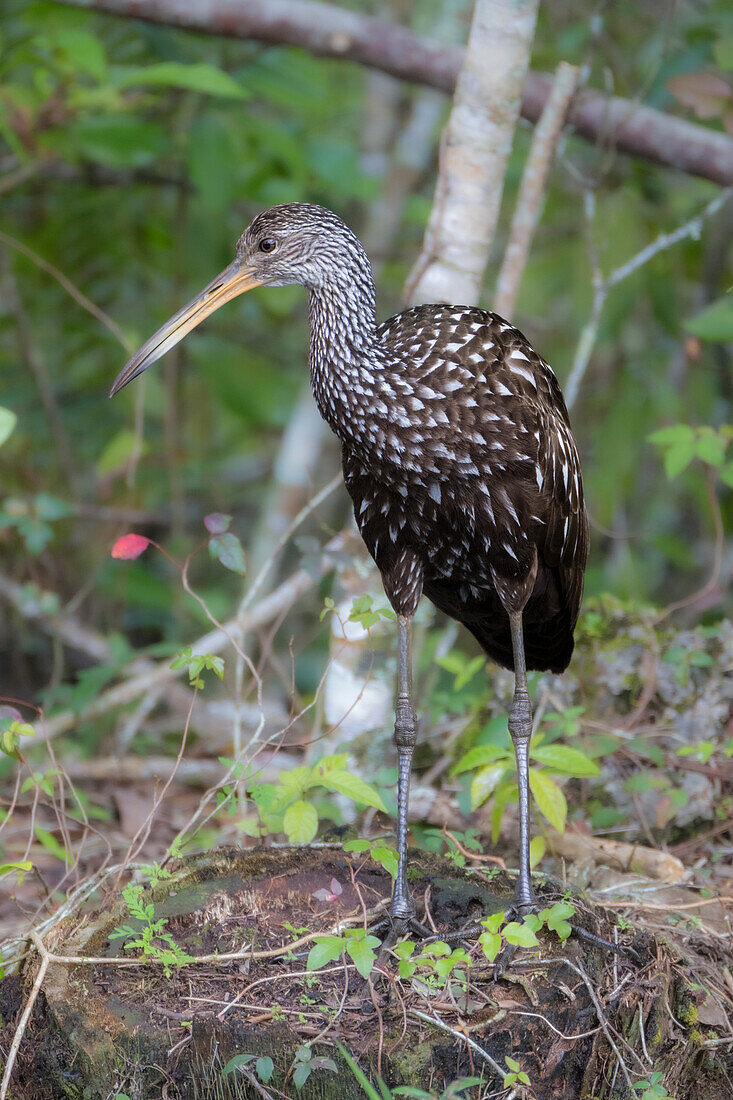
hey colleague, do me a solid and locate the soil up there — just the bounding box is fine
[1,845,731,1099]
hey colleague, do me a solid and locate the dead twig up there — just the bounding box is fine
[0,933,51,1100]
[564,188,732,409]
[494,61,580,318]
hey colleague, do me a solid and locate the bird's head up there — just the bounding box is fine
[109,202,367,396]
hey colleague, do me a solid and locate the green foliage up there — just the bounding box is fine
[503,1055,531,1089]
[0,860,33,884]
[307,927,381,980]
[632,1071,675,1100]
[0,718,35,759]
[478,901,576,963]
[222,1053,274,1085]
[291,1044,338,1090]
[343,836,399,879]
[0,408,17,448]
[110,866,194,976]
[244,754,387,844]
[169,647,225,689]
[649,423,733,482]
[338,1042,483,1100]
[0,493,73,555]
[451,710,598,837]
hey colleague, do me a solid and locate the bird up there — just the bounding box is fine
[111,202,588,930]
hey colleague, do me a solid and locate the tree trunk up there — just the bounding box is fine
[405,0,540,305]
[2,846,730,1099]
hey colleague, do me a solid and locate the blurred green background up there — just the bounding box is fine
[0,0,731,728]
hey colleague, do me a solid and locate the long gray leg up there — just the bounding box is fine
[392,614,417,921]
[508,609,535,913]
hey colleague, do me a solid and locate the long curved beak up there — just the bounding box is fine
[109,260,262,396]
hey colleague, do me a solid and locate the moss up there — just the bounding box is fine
[679,1001,698,1026]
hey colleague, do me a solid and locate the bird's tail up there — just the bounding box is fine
[463,610,575,674]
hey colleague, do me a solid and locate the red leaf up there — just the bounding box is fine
[111,533,150,560]
[204,512,231,534]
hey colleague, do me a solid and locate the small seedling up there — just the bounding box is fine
[632,1072,675,1100]
[503,1055,531,1089]
[292,1044,337,1089]
[110,874,194,976]
[222,1053,274,1085]
[307,927,381,979]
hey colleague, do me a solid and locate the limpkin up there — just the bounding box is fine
[111,203,588,928]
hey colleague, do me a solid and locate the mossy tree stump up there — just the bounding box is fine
[1,846,730,1099]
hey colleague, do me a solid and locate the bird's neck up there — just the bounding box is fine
[307,269,379,440]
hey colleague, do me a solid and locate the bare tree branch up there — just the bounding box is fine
[406,0,540,305]
[56,0,733,186]
[493,62,580,318]
[27,544,338,747]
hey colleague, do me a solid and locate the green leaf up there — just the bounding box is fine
[71,115,170,168]
[222,1054,254,1077]
[529,769,567,833]
[502,921,540,947]
[714,36,733,70]
[316,769,387,812]
[453,743,510,775]
[529,744,599,777]
[0,407,17,448]
[208,532,246,575]
[685,296,733,342]
[97,430,141,477]
[529,835,546,869]
[283,800,318,844]
[293,1063,310,1089]
[478,931,502,962]
[115,62,248,99]
[307,936,344,972]
[256,1056,274,1083]
[55,28,108,81]
[336,1042,390,1100]
[470,763,507,810]
[0,861,33,883]
[346,933,380,979]
[694,430,727,467]
[34,825,67,862]
[481,911,505,934]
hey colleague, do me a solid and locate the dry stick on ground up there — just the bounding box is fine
[564,186,733,410]
[493,62,580,318]
[57,0,733,186]
[405,0,540,305]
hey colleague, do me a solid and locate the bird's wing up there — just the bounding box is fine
[536,402,589,627]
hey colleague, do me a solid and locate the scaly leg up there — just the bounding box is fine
[508,609,535,914]
[391,614,417,922]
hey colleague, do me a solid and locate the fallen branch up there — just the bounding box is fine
[547,827,687,883]
[57,0,733,185]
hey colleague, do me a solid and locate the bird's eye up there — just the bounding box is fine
[259,238,277,253]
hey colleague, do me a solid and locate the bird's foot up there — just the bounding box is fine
[371,899,433,972]
[491,892,641,980]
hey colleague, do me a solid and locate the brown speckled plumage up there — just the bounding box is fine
[251,204,590,674]
[111,201,589,924]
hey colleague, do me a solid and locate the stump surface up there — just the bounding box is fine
[2,845,731,1099]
